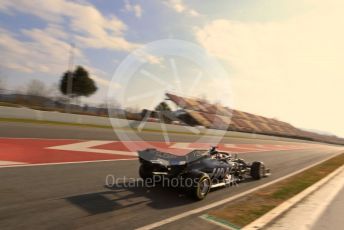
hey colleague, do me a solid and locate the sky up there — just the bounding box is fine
[0,0,343,137]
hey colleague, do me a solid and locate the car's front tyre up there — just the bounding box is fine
[250,161,265,180]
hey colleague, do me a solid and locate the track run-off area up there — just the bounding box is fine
[0,122,343,229]
[0,138,322,167]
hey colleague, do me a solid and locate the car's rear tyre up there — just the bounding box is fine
[139,164,153,180]
[190,173,211,200]
[250,161,265,180]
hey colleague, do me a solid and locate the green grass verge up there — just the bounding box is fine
[0,117,322,143]
[0,117,241,138]
[0,102,21,107]
[0,117,113,129]
[207,153,344,228]
[0,117,208,136]
[0,117,293,143]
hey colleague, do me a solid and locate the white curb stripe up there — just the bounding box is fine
[47,140,137,156]
[0,158,137,169]
[0,160,25,166]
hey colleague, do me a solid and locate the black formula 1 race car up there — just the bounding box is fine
[138,146,270,200]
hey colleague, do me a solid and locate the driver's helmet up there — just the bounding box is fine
[209,146,218,155]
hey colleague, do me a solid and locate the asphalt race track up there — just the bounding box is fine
[0,122,343,229]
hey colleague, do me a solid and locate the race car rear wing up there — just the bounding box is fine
[138,148,208,166]
[138,148,186,166]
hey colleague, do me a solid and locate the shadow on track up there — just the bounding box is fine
[64,182,195,215]
[64,178,256,216]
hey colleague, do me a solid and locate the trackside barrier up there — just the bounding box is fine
[0,106,306,142]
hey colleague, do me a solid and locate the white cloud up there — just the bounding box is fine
[133,50,164,65]
[195,0,344,136]
[0,0,11,10]
[123,0,143,18]
[188,9,199,17]
[0,0,137,94]
[163,0,200,17]
[92,75,120,90]
[0,25,119,94]
[0,0,139,51]
[0,26,83,74]
[85,66,121,90]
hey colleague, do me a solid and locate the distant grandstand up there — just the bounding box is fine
[166,93,344,145]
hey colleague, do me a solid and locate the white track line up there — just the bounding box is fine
[47,140,137,156]
[136,150,343,230]
[0,158,137,169]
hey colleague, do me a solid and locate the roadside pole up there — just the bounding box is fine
[66,43,75,113]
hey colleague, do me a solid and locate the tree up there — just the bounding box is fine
[59,66,97,99]
[155,101,171,111]
[26,79,48,96]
